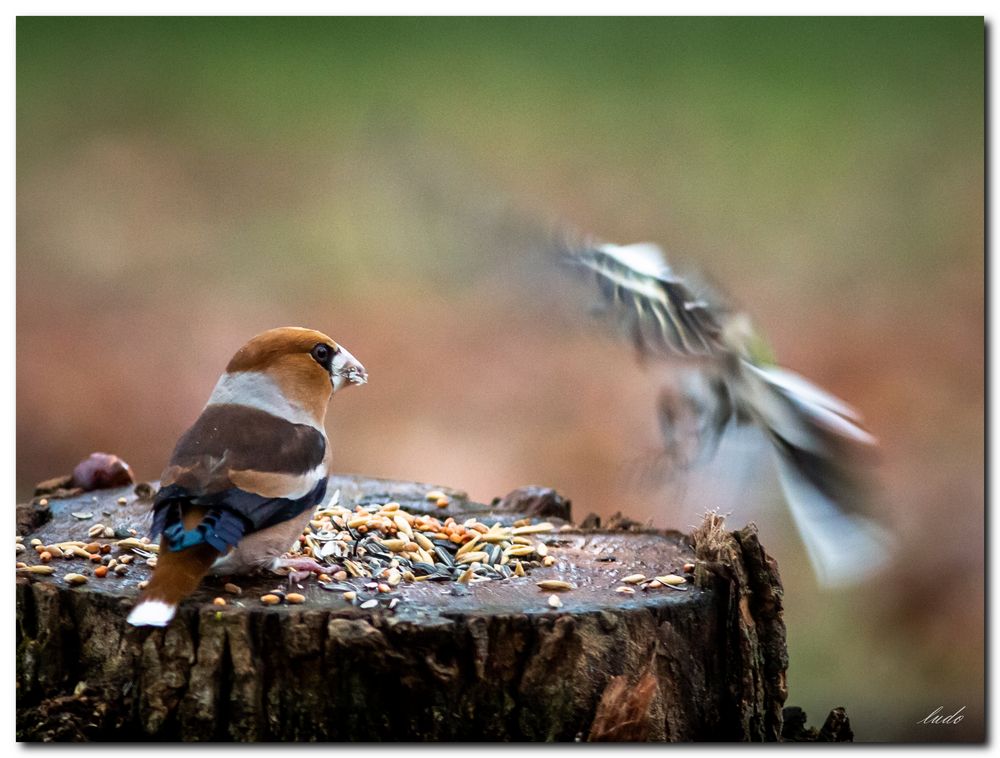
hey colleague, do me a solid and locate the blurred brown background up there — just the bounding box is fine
[17,17,983,741]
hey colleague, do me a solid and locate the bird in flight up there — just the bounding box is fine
[561,238,894,587]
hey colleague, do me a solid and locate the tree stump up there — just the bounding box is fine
[16,474,793,742]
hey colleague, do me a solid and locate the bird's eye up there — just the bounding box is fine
[310,343,333,367]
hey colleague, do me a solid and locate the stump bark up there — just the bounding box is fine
[17,474,795,742]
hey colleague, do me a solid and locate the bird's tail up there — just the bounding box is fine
[738,361,895,586]
[127,507,220,627]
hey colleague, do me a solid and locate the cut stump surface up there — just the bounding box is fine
[17,475,789,742]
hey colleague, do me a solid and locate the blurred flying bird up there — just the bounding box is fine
[561,239,894,587]
[127,327,367,627]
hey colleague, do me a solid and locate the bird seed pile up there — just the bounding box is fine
[17,488,693,613]
[284,490,560,608]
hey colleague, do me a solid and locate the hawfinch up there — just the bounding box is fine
[127,327,366,627]
[563,239,895,587]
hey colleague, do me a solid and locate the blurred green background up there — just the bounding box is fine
[16,17,983,741]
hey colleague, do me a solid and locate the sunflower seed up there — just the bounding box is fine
[622,574,646,585]
[360,598,379,609]
[344,560,365,577]
[434,546,455,567]
[71,512,94,520]
[548,594,562,608]
[320,581,357,593]
[320,541,345,559]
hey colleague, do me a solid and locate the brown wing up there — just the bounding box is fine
[160,404,326,496]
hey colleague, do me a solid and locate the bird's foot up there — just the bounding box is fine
[269,556,330,577]
[286,569,312,587]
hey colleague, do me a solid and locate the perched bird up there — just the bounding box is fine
[127,327,367,627]
[562,239,894,586]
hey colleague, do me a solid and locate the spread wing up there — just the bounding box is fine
[562,240,727,360]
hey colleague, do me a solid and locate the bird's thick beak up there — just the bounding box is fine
[331,346,367,391]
